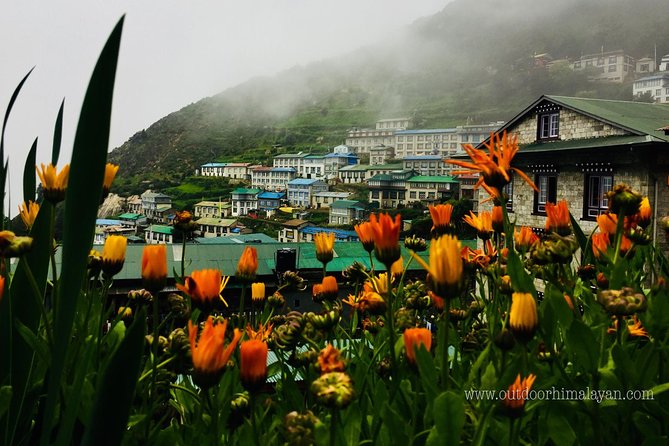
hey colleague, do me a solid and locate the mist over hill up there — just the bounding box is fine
[108,0,669,187]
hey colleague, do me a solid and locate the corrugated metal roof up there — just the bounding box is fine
[408,175,458,183]
[146,225,174,235]
[519,135,653,153]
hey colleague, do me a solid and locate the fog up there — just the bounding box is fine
[0,0,449,212]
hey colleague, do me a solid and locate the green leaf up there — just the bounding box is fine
[430,391,465,446]
[0,386,12,419]
[22,138,37,204]
[567,319,599,373]
[415,343,438,398]
[546,412,576,446]
[569,211,588,260]
[40,17,125,446]
[648,382,669,397]
[52,100,64,165]
[13,318,50,367]
[81,307,146,446]
[506,249,535,294]
[343,404,362,445]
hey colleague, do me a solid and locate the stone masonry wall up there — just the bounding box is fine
[512,109,628,144]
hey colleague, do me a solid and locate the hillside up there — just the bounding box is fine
[108,0,669,193]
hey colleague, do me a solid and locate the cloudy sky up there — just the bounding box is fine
[1,0,448,211]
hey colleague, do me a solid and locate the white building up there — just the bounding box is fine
[286,179,328,207]
[199,162,227,176]
[230,188,260,216]
[401,155,450,176]
[633,73,669,103]
[571,49,635,83]
[311,191,352,209]
[251,166,297,190]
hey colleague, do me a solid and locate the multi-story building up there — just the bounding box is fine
[367,170,414,209]
[230,188,261,216]
[193,201,232,219]
[278,219,313,243]
[144,224,174,244]
[369,145,395,165]
[323,151,359,180]
[406,176,459,205]
[401,156,450,176]
[222,163,253,181]
[633,73,669,103]
[301,155,326,179]
[636,57,656,75]
[345,118,409,157]
[328,200,367,226]
[571,49,635,83]
[286,179,328,208]
[273,152,308,172]
[394,123,503,160]
[251,166,297,190]
[257,191,286,216]
[199,162,227,176]
[195,218,238,238]
[337,163,403,184]
[311,191,352,209]
[141,191,172,220]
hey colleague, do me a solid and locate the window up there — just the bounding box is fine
[502,177,513,211]
[538,113,559,139]
[609,56,617,64]
[584,174,613,218]
[574,61,581,69]
[608,65,616,72]
[534,174,557,214]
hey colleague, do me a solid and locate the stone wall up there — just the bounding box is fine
[512,109,628,144]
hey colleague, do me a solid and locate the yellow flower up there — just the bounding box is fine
[502,373,537,416]
[369,213,402,266]
[189,316,242,389]
[428,203,454,236]
[177,269,230,309]
[545,200,571,235]
[509,292,538,341]
[448,131,538,198]
[36,163,69,203]
[635,197,651,229]
[314,232,335,265]
[240,339,269,392]
[141,244,167,291]
[18,201,39,231]
[366,272,390,295]
[411,235,463,300]
[403,327,432,366]
[390,256,403,277]
[236,246,258,281]
[251,282,266,303]
[101,235,127,277]
[354,221,375,253]
[463,211,493,240]
[102,163,119,196]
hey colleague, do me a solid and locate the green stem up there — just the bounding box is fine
[442,300,451,390]
[180,235,187,280]
[330,408,338,446]
[21,256,54,348]
[251,393,261,446]
[384,267,397,382]
[238,284,246,325]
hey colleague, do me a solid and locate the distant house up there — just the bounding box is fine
[311,191,352,209]
[223,163,253,181]
[570,49,635,83]
[633,73,669,104]
[328,200,368,226]
[470,94,669,244]
[401,155,450,176]
[141,191,172,220]
[301,155,326,179]
[406,175,459,204]
[118,212,148,229]
[278,219,314,243]
[193,201,231,219]
[251,167,297,190]
[286,179,328,207]
[367,170,415,209]
[337,163,403,184]
[324,150,359,180]
[299,226,360,243]
[199,162,227,177]
[257,191,286,216]
[369,145,394,166]
[273,152,308,172]
[145,224,174,244]
[231,188,261,216]
[195,218,238,238]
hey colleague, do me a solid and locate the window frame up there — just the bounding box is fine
[583,173,613,219]
[533,174,557,215]
[538,112,560,140]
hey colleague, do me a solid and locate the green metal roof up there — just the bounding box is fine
[546,95,669,142]
[117,213,143,219]
[371,163,403,170]
[147,225,174,235]
[408,175,458,183]
[231,188,261,194]
[368,174,393,181]
[330,200,365,209]
[519,135,654,153]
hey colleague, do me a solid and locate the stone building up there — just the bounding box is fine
[471,95,669,246]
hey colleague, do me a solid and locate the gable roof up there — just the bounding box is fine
[501,95,669,144]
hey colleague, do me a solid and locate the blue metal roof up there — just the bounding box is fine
[300,226,359,240]
[96,219,122,226]
[287,178,322,185]
[258,191,286,199]
[270,167,296,172]
[403,155,443,160]
[201,162,227,167]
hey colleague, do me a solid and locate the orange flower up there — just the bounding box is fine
[463,211,493,240]
[635,197,651,229]
[591,232,610,259]
[545,200,571,235]
[314,232,336,265]
[514,226,539,251]
[177,269,230,308]
[509,292,538,342]
[236,246,258,281]
[403,327,432,365]
[429,203,454,236]
[461,246,491,271]
[607,316,649,338]
[354,221,375,253]
[318,344,346,374]
[0,275,5,304]
[390,256,403,277]
[369,213,402,266]
[240,339,269,391]
[491,206,504,233]
[502,373,537,415]
[18,201,39,231]
[412,235,463,300]
[102,163,119,196]
[342,293,363,311]
[597,213,617,236]
[245,321,273,342]
[141,245,167,291]
[36,163,69,203]
[189,316,242,389]
[101,235,127,277]
[359,289,386,315]
[448,131,538,197]
[313,276,339,302]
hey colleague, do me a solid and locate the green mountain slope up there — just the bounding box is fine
[109,0,669,191]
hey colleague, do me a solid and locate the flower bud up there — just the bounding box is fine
[311,372,355,408]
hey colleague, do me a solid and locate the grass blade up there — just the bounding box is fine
[51,100,64,166]
[23,138,37,204]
